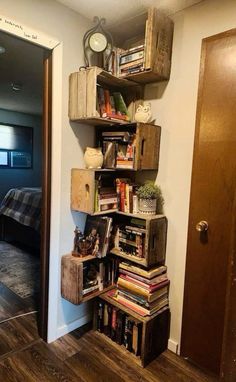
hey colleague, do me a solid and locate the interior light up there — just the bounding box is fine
[11,83,23,92]
[0,46,6,54]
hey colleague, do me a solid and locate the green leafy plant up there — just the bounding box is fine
[136,181,164,212]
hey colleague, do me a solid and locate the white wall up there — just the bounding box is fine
[0,0,94,341]
[145,0,236,351]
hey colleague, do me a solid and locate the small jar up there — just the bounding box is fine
[84,147,103,169]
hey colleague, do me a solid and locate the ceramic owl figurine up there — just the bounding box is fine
[134,103,152,123]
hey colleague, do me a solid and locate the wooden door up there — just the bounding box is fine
[181,29,236,379]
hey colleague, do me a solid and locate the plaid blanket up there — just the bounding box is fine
[0,188,41,232]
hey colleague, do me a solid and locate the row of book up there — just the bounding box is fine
[97,300,142,356]
[94,175,138,213]
[114,262,169,316]
[94,178,141,214]
[83,257,120,296]
[97,87,130,122]
[115,225,146,259]
[116,178,139,213]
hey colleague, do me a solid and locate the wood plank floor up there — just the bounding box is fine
[0,282,37,323]
[0,313,219,382]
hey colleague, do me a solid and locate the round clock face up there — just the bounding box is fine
[89,32,107,53]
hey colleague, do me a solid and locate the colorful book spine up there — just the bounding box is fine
[111,307,117,341]
[97,87,106,117]
[104,89,111,114]
[97,302,104,332]
[120,49,144,65]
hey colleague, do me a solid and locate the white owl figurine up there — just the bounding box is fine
[134,103,152,123]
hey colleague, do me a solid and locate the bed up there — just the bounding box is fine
[0,187,42,250]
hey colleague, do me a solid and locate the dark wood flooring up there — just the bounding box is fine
[0,282,37,323]
[0,313,219,382]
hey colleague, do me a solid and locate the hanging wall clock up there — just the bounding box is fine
[82,16,113,70]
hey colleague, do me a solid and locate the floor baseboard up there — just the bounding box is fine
[54,313,92,342]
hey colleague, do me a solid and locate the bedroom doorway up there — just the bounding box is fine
[0,30,52,340]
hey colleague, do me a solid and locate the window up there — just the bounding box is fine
[0,151,9,167]
[0,123,33,169]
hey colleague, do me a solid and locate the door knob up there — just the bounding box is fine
[196,220,209,232]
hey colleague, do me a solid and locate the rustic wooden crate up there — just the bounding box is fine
[71,168,97,214]
[110,214,167,268]
[61,254,84,304]
[95,291,170,367]
[68,66,143,122]
[135,123,161,170]
[61,254,114,304]
[109,7,174,83]
[71,168,120,214]
[95,122,161,171]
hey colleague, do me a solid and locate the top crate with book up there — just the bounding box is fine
[108,8,173,83]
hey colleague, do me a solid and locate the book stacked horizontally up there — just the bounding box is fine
[94,175,118,212]
[118,45,145,78]
[116,262,169,316]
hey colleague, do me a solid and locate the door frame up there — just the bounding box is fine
[0,14,63,342]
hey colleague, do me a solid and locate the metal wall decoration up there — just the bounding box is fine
[82,16,113,71]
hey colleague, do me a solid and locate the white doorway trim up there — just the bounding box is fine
[0,14,59,48]
[0,14,63,342]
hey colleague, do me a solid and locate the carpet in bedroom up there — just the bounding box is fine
[0,241,40,299]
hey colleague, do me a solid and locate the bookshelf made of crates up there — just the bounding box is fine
[61,11,172,365]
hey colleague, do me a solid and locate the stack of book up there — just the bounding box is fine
[97,187,118,212]
[118,45,145,78]
[97,87,130,122]
[83,257,119,297]
[94,175,118,212]
[115,262,169,316]
[97,300,142,356]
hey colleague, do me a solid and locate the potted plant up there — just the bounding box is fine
[136,181,164,215]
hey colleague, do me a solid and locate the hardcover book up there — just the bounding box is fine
[84,215,112,258]
[119,262,167,280]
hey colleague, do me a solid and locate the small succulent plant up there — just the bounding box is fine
[136,181,164,212]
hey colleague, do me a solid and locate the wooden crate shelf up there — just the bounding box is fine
[110,215,167,267]
[95,122,161,171]
[61,253,115,304]
[95,289,170,367]
[108,8,173,83]
[69,66,143,122]
[116,211,165,220]
[65,9,171,366]
[70,116,131,126]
